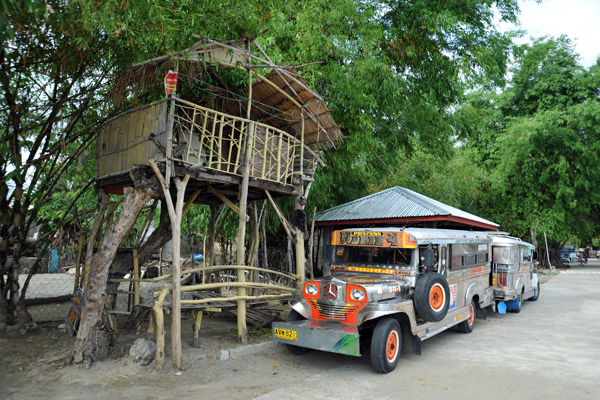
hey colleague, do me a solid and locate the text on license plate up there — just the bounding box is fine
[274,327,297,341]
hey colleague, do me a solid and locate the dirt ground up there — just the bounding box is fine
[0,305,297,400]
[0,269,561,400]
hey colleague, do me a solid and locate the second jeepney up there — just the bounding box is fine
[489,233,540,313]
[272,227,494,373]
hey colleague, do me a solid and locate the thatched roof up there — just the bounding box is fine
[111,38,342,150]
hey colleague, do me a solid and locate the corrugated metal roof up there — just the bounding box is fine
[315,186,498,228]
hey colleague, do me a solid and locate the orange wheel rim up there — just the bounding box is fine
[468,304,474,325]
[429,284,445,311]
[386,331,399,361]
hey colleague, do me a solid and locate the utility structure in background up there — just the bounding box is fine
[86,37,341,370]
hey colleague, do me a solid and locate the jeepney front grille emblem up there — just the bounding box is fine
[309,299,360,320]
[324,283,338,300]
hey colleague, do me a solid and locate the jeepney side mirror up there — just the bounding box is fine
[421,248,435,268]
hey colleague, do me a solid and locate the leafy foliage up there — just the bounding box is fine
[460,37,600,246]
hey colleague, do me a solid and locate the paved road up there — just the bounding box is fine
[255,263,600,399]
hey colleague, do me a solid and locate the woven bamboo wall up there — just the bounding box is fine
[96,100,168,179]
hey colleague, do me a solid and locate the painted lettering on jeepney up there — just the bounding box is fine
[331,265,413,276]
[386,233,398,246]
[470,266,485,274]
[333,231,417,248]
[377,284,402,294]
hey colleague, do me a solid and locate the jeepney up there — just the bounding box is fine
[489,234,540,313]
[272,228,494,373]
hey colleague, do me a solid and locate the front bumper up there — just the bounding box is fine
[272,319,361,357]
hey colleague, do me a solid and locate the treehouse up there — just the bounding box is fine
[96,38,341,204]
[91,37,341,369]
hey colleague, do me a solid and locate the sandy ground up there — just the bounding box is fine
[0,268,562,400]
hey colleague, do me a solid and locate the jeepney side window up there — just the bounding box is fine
[493,247,517,264]
[450,243,488,269]
[523,248,532,262]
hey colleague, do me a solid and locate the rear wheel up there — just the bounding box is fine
[285,310,310,355]
[529,282,540,301]
[512,291,523,313]
[370,318,402,373]
[456,298,476,333]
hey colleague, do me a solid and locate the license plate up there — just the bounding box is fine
[274,327,297,341]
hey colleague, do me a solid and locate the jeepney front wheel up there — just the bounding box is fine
[370,318,402,374]
[285,310,310,355]
[414,272,450,322]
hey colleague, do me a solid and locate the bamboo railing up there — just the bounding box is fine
[97,97,320,187]
[172,97,318,186]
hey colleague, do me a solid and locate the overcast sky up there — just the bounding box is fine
[504,0,600,68]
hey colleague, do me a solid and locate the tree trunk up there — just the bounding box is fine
[83,190,109,290]
[9,243,33,326]
[65,179,157,368]
[105,203,172,298]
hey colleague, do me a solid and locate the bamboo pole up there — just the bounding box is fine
[149,159,190,370]
[208,185,245,218]
[179,281,296,293]
[308,206,317,280]
[295,229,306,287]
[235,121,254,344]
[133,249,140,307]
[153,286,169,372]
[181,293,290,305]
[264,190,294,242]
[192,310,203,347]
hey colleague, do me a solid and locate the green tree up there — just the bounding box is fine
[461,37,600,263]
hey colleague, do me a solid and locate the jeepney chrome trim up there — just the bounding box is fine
[309,299,361,320]
[290,300,308,318]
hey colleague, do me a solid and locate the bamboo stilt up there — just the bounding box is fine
[153,286,169,372]
[295,229,306,287]
[149,159,190,370]
[133,249,140,307]
[192,310,203,348]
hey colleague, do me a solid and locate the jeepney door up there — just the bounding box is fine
[438,245,448,277]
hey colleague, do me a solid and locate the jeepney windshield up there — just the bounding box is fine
[492,246,518,264]
[333,246,414,266]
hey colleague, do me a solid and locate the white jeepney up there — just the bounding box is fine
[272,227,495,373]
[489,233,540,313]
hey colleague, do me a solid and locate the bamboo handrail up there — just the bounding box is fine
[180,281,296,293]
[180,293,291,306]
[107,264,299,284]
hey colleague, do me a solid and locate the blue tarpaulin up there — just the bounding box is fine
[49,249,58,273]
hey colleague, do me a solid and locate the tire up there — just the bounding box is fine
[456,298,476,333]
[529,282,540,301]
[512,291,523,313]
[370,318,402,374]
[414,272,450,322]
[285,310,310,355]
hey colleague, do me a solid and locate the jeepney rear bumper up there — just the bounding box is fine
[493,288,517,301]
[272,319,361,357]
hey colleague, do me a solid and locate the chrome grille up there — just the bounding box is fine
[309,299,360,320]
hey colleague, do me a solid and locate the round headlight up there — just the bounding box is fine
[305,284,318,295]
[351,288,365,301]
